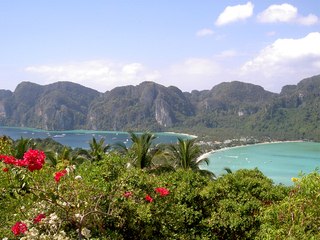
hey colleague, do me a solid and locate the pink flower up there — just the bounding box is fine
[145,194,153,203]
[2,167,9,172]
[155,187,170,197]
[0,155,28,167]
[33,213,46,224]
[123,191,133,198]
[54,169,68,182]
[23,149,46,171]
[0,155,17,165]
[11,221,28,236]
[0,149,46,172]
[14,159,28,167]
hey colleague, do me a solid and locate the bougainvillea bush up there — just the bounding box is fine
[0,142,319,239]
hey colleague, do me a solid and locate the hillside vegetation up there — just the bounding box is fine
[0,75,319,141]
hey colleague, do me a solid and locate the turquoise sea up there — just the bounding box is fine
[0,126,191,149]
[206,142,320,185]
[1,126,319,186]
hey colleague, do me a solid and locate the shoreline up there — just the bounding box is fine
[163,131,198,139]
[0,126,199,139]
[198,140,305,161]
[198,139,319,186]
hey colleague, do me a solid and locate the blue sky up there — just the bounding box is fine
[0,1,319,93]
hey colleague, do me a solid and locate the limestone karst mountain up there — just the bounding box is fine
[0,75,319,140]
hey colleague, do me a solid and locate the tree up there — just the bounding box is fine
[46,146,86,168]
[128,132,159,169]
[13,137,35,159]
[78,137,110,162]
[168,137,214,178]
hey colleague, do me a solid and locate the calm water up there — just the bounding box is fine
[206,142,320,185]
[2,126,319,185]
[0,126,190,149]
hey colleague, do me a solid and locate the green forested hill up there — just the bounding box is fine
[0,75,319,141]
[87,81,195,131]
[0,81,100,130]
[246,75,320,140]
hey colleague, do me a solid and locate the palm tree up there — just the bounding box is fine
[168,137,215,178]
[112,141,128,156]
[128,132,158,169]
[46,146,86,168]
[78,137,110,162]
[13,137,35,159]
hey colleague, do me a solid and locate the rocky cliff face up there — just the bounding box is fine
[0,90,12,121]
[154,98,173,127]
[87,81,194,131]
[192,81,277,114]
[0,75,319,141]
[1,81,99,130]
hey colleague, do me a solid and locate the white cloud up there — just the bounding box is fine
[257,3,297,23]
[215,2,254,26]
[313,61,320,68]
[257,3,319,25]
[25,60,161,92]
[121,63,144,76]
[25,58,227,93]
[240,32,320,91]
[164,57,234,91]
[196,28,214,37]
[170,58,221,77]
[24,32,320,94]
[297,14,319,26]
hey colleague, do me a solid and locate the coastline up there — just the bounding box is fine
[198,140,305,161]
[199,139,320,186]
[0,126,198,138]
[162,131,198,139]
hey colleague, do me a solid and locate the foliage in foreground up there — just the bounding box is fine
[0,137,319,239]
[257,172,320,240]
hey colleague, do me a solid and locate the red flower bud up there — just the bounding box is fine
[54,169,68,182]
[33,213,46,224]
[155,187,170,196]
[145,194,153,203]
[123,191,133,198]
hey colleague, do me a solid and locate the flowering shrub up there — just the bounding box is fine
[11,221,28,236]
[23,149,46,172]
[0,149,109,239]
[0,155,24,166]
[33,213,46,224]
[155,187,170,196]
[9,208,71,240]
[145,194,153,202]
[1,145,319,239]
[54,169,68,182]
[0,149,45,171]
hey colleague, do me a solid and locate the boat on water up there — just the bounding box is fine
[53,134,66,138]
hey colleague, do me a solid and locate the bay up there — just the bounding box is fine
[205,142,320,185]
[2,126,319,186]
[0,126,192,149]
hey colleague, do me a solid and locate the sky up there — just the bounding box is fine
[0,0,319,93]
